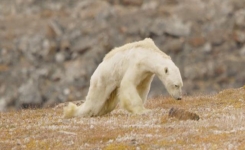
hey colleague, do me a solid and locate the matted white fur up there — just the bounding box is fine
[63,38,183,118]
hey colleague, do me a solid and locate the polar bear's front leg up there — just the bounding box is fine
[119,70,150,115]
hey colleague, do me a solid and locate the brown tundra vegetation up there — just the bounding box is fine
[0,86,245,150]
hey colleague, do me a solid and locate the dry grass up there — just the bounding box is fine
[1,87,245,150]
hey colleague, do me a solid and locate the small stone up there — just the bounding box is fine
[235,10,245,28]
[46,20,63,39]
[240,46,245,56]
[72,37,94,54]
[169,107,200,121]
[163,39,184,53]
[121,0,143,6]
[207,30,226,46]
[60,39,71,51]
[164,16,191,37]
[141,1,157,10]
[233,30,245,43]
[18,79,42,108]
[130,138,137,145]
[55,52,66,63]
[188,36,206,47]
[150,18,167,36]
[63,88,70,95]
[0,65,9,72]
[202,42,212,53]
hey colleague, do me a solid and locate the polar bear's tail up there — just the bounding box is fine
[63,102,78,118]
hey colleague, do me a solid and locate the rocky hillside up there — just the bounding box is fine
[1,87,245,149]
[0,0,245,110]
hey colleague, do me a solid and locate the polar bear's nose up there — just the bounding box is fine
[177,97,182,100]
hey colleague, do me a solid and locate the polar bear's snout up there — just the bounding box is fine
[172,94,182,100]
[169,87,183,100]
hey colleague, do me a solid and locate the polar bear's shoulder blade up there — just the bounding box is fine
[104,38,170,60]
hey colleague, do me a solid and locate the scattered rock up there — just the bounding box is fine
[0,65,9,72]
[202,42,212,53]
[47,20,63,39]
[150,16,192,37]
[60,39,71,51]
[141,1,158,10]
[188,36,206,47]
[234,9,245,28]
[207,30,227,46]
[164,16,191,37]
[18,79,42,108]
[72,37,95,54]
[163,38,184,53]
[240,46,245,56]
[64,59,87,82]
[121,0,143,6]
[233,30,245,44]
[169,107,200,121]
[150,18,167,36]
[55,52,66,63]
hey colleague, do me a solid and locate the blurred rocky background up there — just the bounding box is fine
[0,0,245,111]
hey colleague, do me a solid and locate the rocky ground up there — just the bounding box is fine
[0,0,245,110]
[0,87,245,149]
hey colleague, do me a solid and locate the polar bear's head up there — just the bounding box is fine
[158,60,183,100]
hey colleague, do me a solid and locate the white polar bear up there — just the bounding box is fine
[64,38,183,118]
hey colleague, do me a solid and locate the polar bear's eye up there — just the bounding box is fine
[175,85,179,88]
[165,67,168,74]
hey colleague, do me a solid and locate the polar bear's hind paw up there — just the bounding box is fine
[63,102,78,118]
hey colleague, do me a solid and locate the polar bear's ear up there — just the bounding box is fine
[165,67,168,74]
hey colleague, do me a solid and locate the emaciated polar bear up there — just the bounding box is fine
[64,38,183,118]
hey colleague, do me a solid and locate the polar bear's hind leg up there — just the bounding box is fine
[76,83,115,117]
[63,102,78,118]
